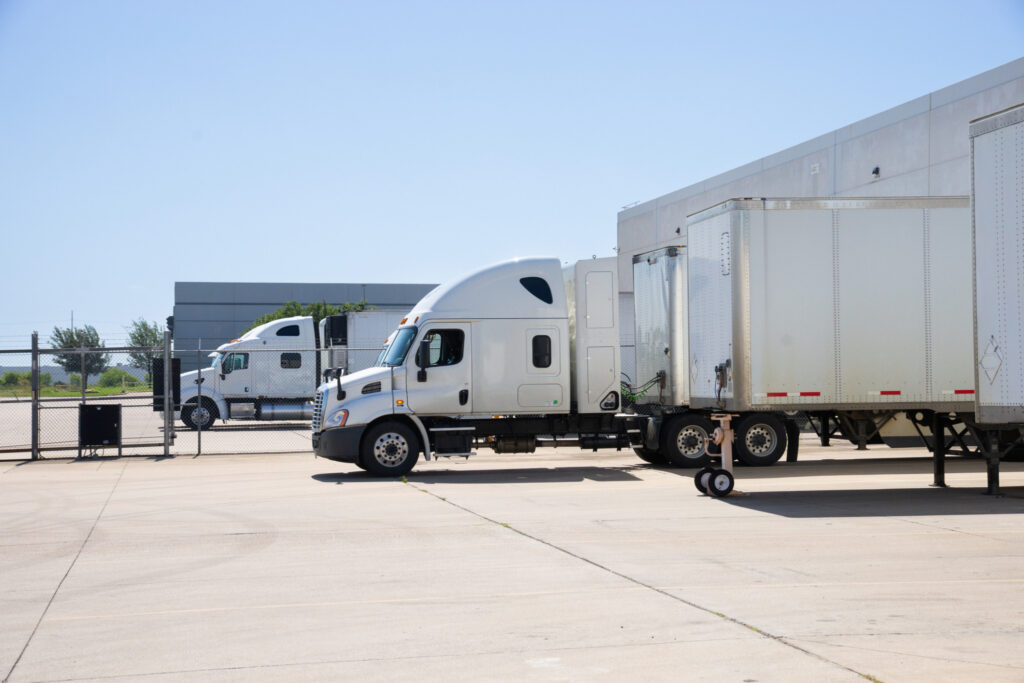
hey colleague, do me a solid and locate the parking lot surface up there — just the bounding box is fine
[2,436,1023,682]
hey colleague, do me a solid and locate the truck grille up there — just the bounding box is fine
[311,388,327,433]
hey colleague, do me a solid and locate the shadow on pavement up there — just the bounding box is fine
[722,486,1024,517]
[313,464,657,485]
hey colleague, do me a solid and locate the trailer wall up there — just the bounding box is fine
[687,197,974,412]
[971,104,1024,424]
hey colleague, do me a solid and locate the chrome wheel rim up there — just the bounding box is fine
[193,406,211,428]
[373,432,410,467]
[744,424,776,455]
[676,425,708,458]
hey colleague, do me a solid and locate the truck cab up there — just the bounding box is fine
[312,257,626,475]
[178,316,318,428]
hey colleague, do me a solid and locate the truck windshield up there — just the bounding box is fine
[210,353,222,369]
[379,327,416,367]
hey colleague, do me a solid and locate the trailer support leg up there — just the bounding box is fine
[856,420,868,451]
[785,419,799,462]
[819,412,830,447]
[986,432,1001,496]
[930,412,946,488]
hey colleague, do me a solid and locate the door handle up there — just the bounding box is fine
[459,389,469,406]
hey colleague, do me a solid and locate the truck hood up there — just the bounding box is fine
[181,366,214,391]
[324,366,391,396]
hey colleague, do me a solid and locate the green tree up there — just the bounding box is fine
[49,325,110,391]
[126,318,165,381]
[244,300,372,332]
[98,367,140,389]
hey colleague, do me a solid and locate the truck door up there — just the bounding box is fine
[405,323,472,415]
[219,352,252,398]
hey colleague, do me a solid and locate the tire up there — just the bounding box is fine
[694,466,715,493]
[734,413,787,466]
[360,421,420,477]
[708,469,734,497]
[633,446,665,465]
[181,398,218,430]
[660,414,714,467]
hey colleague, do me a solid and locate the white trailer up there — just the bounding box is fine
[177,310,405,429]
[970,103,1024,493]
[629,197,977,476]
[311,258,635,476]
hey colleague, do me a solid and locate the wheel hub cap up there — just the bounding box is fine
[373,433,409,466]
[745,425,775,455]
[677,426,707,456]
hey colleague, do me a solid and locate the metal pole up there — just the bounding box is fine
[31,332,39,460]
[196,339,202,457]
[930,412,946,487]
[163,330,172,457]
[78,344,85,458]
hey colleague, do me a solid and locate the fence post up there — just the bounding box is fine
[78,345,85,458]
[31,332,39,460]
[196,339,202,457]
[163,330,172,457]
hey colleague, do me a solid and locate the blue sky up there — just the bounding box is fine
[0,0,1022,347]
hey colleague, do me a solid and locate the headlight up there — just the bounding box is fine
[325,409,349,428]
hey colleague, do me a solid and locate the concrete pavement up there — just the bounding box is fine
[2,436,1022,681]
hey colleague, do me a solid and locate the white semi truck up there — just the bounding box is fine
[311,258,634,475]
[178,310,406,429]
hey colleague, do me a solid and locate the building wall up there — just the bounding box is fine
[617,57,1024,293]
[173,281,436,369]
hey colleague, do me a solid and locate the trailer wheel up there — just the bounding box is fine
[360,421,420,477]
[735,414,787,466]
[708,469,734,497]
[660,414,713,467]
[181,398,218,430]
[633,446,665,465]
[694,466,715,493]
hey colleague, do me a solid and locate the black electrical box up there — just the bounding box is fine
[152,358,181,411]
[79,404,121,448]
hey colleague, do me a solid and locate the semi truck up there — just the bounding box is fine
[969,102,1024,492]
[177,310,406,429]
[630,196,975,468]
[311,258,636,475]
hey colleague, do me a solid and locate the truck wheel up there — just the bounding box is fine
[660,414,713,467]
[360,421,420,477]
[734,414,787,466]
[633,446,665,465]
[181,398,218,430]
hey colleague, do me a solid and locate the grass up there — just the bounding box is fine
[1,384,154,398]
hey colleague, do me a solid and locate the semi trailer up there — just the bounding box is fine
[629,196,976,469]
[969,102,1024,493]
[311,258,637,475]
[177,310,406,429]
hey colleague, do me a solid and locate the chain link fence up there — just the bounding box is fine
[0,334,385,460]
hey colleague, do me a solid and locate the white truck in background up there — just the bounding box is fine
[311,258,634,476]
[177,310,406,429]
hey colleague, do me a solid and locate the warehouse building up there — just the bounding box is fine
[172,281,436,371]
[617,57,1024,380]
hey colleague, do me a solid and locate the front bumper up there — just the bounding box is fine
[313,424,366,463]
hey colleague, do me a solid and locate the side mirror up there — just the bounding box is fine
[416,340,429,382]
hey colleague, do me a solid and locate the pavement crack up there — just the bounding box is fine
[404,481,881,682]
[3,463,127,683]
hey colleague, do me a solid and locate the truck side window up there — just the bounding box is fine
[224,353,248,371]
[280,352,302,369]
[532,335,551,368]
[520,277,553,304]
[423,329,464,367]
[276,325,300,337]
